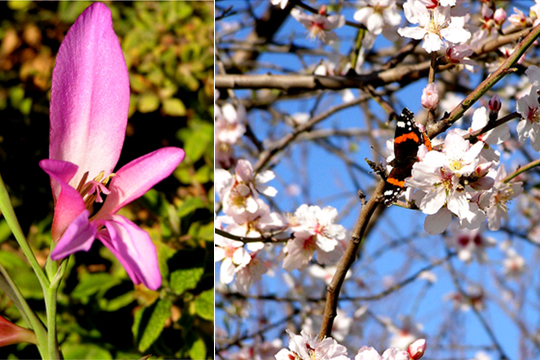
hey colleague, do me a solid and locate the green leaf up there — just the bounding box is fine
[133,298,172,352]
[194,289,213,321]
[0,250,28,271]
[99,291,135,312]
[62,343,112,360]
[181,121,213,162]
[194,164,212,184]
[177,197,204,218]
[162,98,187,116]
[174,165,192,184]
[71,273,120,300]
[197,222,214,242]
[156,240,176,280]
[138,93,160,113]
[170,267,204,295]
[167,248,205,295]
[188,336,206,360]
[7,0,31,10]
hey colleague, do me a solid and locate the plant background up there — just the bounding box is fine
[0,1,214,359]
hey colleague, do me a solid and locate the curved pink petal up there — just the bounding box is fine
[95,147,184,218]
[50,2,129,188]
[39,159,86,241]
[96,215,161,290]
[50,210,97,260]
[0,315,38,346]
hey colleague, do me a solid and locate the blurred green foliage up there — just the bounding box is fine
[0,1,213,359]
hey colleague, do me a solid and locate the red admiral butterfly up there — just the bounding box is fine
[383,108,432,206]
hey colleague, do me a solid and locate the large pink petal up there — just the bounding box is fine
[39,159,86,242]
[96,215,161,290]
[50,2,129,188]
[95,147,184,218]
[50,210,97,260]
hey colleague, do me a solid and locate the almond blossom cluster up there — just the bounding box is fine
[275,330,426,360]
[215,98,246,168]
[391,64,540,236]
[400,120,522,235]
[398,0,470,53]
[215,159,347,292]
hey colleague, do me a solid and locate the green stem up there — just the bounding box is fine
[0,260,49,358]
[0,174,49,290]
[45,286,60,360]
[0,173,63,358]
[47,256,67,360]
[505,158,540,182]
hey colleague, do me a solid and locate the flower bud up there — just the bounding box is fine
[318,5,327,16]
[488,94,501,113]
[0,315,38,347]
[421,83,439,110]
[408,339,427,360]
[475,161,493,178]
[488,94,501,122]
[494,8,507,27]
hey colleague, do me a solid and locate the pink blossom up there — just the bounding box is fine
[216,103,246,145]
[421,83,439,110]
[516,87,540,151]
[445,286,485,311]
[446,228,496,263]
[479,165,523,231]
[353,0,401,36]
[235,251,268,293]
[405,128,496,234]
[508,7,527,27]
[531,1,540,26]
[407,339,426,360]
[384,316,425,350]
[275,330,350,360]
[214,235,250,285]
[501,246,526,279]
[291,8,345,44]
[355,346,383,360]
[229,338,283,360]
[469,106,509,162]
[39,3,184,290]
[215,159,277,222]
[398,1,470,53]
[283,205,346,271]
[446,45,476,69]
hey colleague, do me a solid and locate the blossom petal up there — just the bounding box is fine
[397,26,426,40]
[50,2,129,187]
[424,208,452,235]
[95,147,185,217]
[97,215,161,290]
[39,159,86,241]
[50,210,97,260]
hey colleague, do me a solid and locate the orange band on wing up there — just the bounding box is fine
[394,132,420,144]
[423,136,432,151]
[387,178,405,187]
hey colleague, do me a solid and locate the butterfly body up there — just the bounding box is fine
[383,108,432,206]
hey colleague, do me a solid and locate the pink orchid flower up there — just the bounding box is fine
[39,3,185,290]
